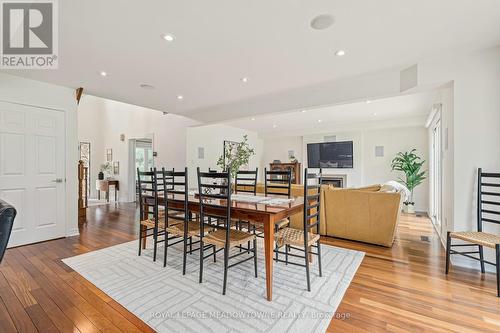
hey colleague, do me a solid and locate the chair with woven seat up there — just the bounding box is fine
[274,168,323,291]
[446,168,500,296]
[233,169,259,244]
[265,168,292,230]
[162,167,213,273]
[197,168,258,295]
[137,168,169,261]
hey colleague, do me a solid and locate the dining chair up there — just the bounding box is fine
[137,168,166,261]
[162,167,214,273]
[446,168,500,296]
[197,168,258,295]
[235,168,258,195]
[274,168,323,291]
[265,168,292,230]
[233,169,258,240]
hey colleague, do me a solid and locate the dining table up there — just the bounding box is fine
[141,193,304,301]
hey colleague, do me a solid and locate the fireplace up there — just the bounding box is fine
[322,174,347,188]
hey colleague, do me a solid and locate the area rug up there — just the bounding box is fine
[62,239,364,333]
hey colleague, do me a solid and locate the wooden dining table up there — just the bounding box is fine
[141,193,304,301]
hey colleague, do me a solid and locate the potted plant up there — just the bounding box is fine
[390,149,426,214]
[217,135,255,181]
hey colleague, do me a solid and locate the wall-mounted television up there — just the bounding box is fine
[307,141,353,168]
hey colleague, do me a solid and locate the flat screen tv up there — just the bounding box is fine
[307,141,353,168]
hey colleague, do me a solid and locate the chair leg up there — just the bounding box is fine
[285,245,289,265]
[138,226,143,256]
[445,231,451,274]
[182,234,188,275]
[496,244,500,297]
[274,224,279,261]
[222,245,229,295]
[162,231,168,267]
[305,244,311,291]
[253,238,258,278]
[479,245,485,274]
[199,240,204,283]
[153,226,158,262]
[213,245,217,262]
[189,236,193,254]
[317,241,323,277]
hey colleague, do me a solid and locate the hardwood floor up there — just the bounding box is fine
[0,203,499,332]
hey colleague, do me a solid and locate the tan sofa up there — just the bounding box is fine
[248,183,403,247]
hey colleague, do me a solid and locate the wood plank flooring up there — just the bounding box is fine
[0,203,499,332]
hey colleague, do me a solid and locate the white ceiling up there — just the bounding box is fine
[3,0,500,120]
[226,91,438,136]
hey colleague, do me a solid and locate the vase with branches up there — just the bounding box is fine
[390,149,426,213]
[217,135,255,180]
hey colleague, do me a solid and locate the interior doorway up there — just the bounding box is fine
[127,138,154,202]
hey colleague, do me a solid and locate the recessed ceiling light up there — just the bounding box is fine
[241,77,249,83]
[366,100,372,104]
[161,33,175,42]
[335,50,346,57]
[251,118,255,121]
[301,110,307,113]
[99,71,107,77]
[372,113,377,116]
[177,95,184,100]
[140,84,155,90]
[272,124,278,128]
[318,119,323,123]
[311,14,335,30]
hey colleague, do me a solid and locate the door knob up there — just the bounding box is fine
[52,178,63,183]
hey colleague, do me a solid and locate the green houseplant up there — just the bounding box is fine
[390,149,426,213]
[217,135,255,180]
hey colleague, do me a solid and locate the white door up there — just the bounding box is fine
[0,101,66,248]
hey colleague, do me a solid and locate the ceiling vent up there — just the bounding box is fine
[324,135,336,142]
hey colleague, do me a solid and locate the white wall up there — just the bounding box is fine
[263,125,429,211]
[419,46,500,269]
[186,124,262,188]
[78,95,199,201]
[0,73,79,237]
[261,136,303,167]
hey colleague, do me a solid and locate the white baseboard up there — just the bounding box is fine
[66,228,80,237]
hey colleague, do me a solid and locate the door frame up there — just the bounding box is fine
[428,104,444,239]
[127,137,154,202]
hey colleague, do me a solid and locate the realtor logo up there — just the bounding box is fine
[1,0,58,69]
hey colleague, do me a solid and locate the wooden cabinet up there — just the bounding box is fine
[269,162,301,184]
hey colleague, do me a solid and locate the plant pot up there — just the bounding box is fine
[98,171,104,180]
[404,203,415,214]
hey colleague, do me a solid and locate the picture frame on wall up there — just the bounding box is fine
[106,148,113,162]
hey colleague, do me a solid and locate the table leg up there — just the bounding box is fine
[115,188,118,202]
[106,191,109,202]
[98,191,100,200]
[264,215,274,301]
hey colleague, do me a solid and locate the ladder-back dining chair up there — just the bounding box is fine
[274,168,323,291]
[197,168,258,295]
[446,168,500,296]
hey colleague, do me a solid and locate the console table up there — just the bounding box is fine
[96,179,119,202]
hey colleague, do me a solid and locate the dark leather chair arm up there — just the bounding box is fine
[0,199,16,264]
